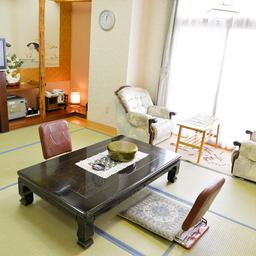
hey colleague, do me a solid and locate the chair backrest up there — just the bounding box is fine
[115,86,153,114]
[39,119,72,159]
[182,177,225,231]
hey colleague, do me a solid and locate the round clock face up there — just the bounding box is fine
[99,10,115,31]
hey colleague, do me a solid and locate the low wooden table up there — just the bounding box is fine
[175,114,220,163]
[18,135,181,248]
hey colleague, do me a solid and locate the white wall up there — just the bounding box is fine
[88,0,172,127]
[88,0,133,126]
[126,0,145,88]
[71,2,91,107]
[127,0,172,102]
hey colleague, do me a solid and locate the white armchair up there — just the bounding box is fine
[115,86,176,145]
[232,130,256,182]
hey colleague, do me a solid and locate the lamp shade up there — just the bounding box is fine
[70,92,80,104]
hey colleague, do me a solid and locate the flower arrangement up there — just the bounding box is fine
[6,54,23,74]
[5,54,23,85]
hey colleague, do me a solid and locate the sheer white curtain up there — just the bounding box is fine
[216,25,256,146]
[166,0,256,147]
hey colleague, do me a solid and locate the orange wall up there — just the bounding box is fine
[70,2,91,107]
[12,2,91,108]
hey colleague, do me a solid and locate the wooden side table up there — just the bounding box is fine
[175,114,220,163]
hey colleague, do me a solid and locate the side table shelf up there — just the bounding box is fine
[6,81,39,93]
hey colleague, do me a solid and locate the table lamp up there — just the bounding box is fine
[70,91,80,104]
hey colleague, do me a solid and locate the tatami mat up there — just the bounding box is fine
[151,161,256,229]
[0,186,131,256]
[1,184,256,256]
[169,212,256,256]
[1,120,256,255]
[0,123,109,187]
[0,123,81,153]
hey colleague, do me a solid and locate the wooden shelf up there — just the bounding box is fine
[9,104,86,130]
[6,81,39,93]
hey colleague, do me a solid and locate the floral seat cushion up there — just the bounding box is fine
[119,190,190,241]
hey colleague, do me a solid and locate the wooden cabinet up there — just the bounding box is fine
[0,72,9,132]
[45,94,68,111]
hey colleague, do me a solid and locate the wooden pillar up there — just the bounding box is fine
[39,0,46,120]
[0,72,9,132]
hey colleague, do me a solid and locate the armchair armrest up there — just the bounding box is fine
[147,106,176,120]
[239,140,256,161]
[127,112,157,129]
[245,130,256,142]
[233,141,241,147]
[245,130,253,136]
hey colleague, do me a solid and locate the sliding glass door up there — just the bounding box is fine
[166,0,256,147]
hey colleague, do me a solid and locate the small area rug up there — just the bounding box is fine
[158,135,232,176]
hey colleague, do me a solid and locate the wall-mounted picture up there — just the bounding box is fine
[0,0,60,68]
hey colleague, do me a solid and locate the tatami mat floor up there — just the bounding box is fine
[0,117,255,256]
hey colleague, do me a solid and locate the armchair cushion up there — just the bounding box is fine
[148,105,173,119]
[233,156,256,182]
[127,112,154,129]
[117,87,153,114]
[239,140,256,161]
[232,130,256,182]
[251,131,256,142]
[151,118,174,144]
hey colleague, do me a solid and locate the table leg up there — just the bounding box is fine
[197,131,206,163]
[175,126,182,152]
[167,160,180,183]
[18,178,34,206]
[77,216,94,248]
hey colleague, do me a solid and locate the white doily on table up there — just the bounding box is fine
[76,150,148,178]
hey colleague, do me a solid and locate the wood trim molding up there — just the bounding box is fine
[53,0,91,2]
[39,0,46,120]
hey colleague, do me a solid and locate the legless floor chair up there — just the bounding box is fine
[39,119,72,159]
[119,177,225,249]
[38,119,73,195]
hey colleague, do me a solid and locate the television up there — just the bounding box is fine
[0,38,7,70]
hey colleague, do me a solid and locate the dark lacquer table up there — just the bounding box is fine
[17,135,181,248]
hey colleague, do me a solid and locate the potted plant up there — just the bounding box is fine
[5,54,23,86]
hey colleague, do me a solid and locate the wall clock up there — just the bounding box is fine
[99,10,115,31]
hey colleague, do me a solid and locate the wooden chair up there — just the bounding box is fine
[38,119,72,159]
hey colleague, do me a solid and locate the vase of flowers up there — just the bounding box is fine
[5,54,23,86]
